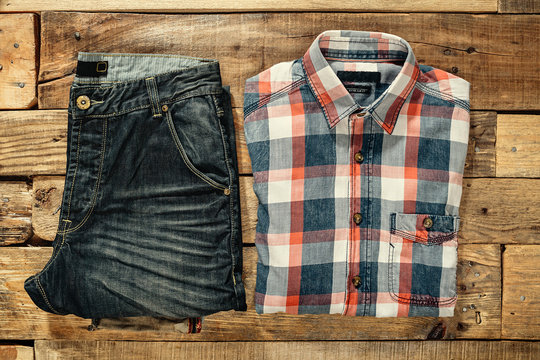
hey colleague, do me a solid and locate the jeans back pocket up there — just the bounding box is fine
[388,213,459,307]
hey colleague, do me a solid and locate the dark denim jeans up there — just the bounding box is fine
[24,52,247,320]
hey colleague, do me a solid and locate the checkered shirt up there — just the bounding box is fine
[243,30,470,317]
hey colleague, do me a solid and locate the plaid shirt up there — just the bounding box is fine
[243,30,470,317]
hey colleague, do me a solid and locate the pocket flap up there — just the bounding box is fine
[390,213,459,245]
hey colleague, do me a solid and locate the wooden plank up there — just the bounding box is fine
[32,176,538,245]
[0,346,33,360]
[502,245,540,340]
[0,110,494,177]
[32,176,64,241]
[0,0,498,13]
[0,245,499,340]
[459,179,540,244]
[0,182,32,246]
[38,12,539,111]
[496,115,540,178]
[465,111,496,177]
[499,0,540,13]
[0,110,68,176]
[0,14,38,109]
[34,340,540,360]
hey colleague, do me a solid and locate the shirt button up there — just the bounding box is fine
[76,95,91,110]
[354,151,364,164]
[353,213,362,225]
[423,217,434,229]
[351,275,362,289]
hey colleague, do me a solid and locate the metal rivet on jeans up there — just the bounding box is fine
[161,104,168,112]
[224,188,231,196]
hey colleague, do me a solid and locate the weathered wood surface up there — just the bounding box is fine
[0,111,67,176]
[38,12,540,111]
[0,346,33,360]
[0,182,32,246]
[502,245,540,340]
[0,0,498,13]
[32,177,64,241]
[499,0,540,13]
[0,14,38,109]
[466,112,496,177]
[0,245,499,340]
[459,178,540,244]
[30,176,539,245]
[0,110,495,177]
[496,115,539,178]
[33,340,540,360]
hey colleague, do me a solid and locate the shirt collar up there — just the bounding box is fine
[302,30,420,134]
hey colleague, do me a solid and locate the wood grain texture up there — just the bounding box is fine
[496,115,539,178]
[0,0,498,13]
[0,346,33,360]
[31,176,538,245]
[0,182,32,246]
[0,14,38,109]
[0,245,499,340]
[465,112,496,177]
[32,176,64,241]
[502,245,540,340]
[499,0,540,13]
[38,12,540,111]
[0,111,68,176]
[459,178,540,244]
[33,340,540,360]
[0,110,494,177]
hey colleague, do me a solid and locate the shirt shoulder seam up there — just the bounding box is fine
[415,81,470,111]
[244,78,307,118]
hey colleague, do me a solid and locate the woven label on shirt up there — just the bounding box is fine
[345,84,373,94]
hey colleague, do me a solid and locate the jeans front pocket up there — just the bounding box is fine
[165,91,231,193]
[388,213,459,307]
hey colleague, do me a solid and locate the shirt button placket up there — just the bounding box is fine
[349,111,368,311]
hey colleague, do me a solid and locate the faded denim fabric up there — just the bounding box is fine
[24,52,247,320]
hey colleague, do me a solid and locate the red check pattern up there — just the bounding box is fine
[244,31,470,317]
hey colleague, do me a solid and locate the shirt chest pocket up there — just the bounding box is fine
[387,213,459,307]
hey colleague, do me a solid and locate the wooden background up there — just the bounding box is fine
[0,1,539,359]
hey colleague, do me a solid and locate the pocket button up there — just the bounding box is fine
[76,95,91,110]
[423,217,434,229]
[351,275,362,289]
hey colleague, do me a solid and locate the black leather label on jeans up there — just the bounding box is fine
[337,71,381,84]
[76,61,109,77]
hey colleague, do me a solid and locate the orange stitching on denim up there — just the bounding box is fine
[36,277,61,315]
[65,119,83,219]
[60,118,108,234]
[165,110,227,191]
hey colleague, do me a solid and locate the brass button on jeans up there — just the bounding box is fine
[76,95,91,110]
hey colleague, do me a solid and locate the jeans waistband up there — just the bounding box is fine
[70,52,223,118]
